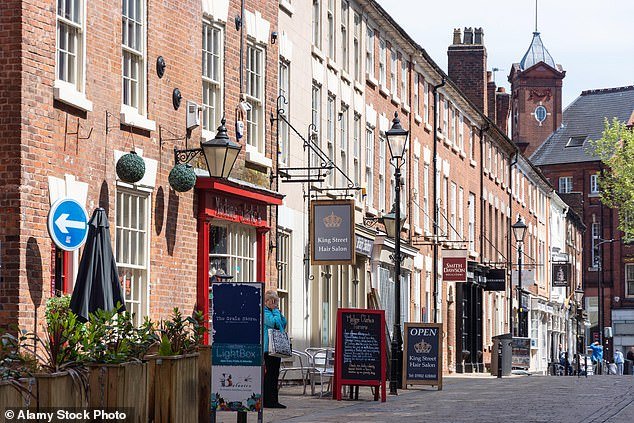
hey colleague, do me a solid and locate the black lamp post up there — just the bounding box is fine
[173,117,242,184]
[594,237,615,362]
[512,217,527,336]
[383,112,409,395]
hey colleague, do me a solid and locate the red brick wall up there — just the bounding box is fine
[0,0,23,330]
[2,0,278,333]
[447,29,488,116]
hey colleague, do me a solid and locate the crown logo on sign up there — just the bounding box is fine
[323,212,343,228]
[414,340,432,354]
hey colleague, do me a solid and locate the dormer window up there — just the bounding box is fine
[566,136,587,147]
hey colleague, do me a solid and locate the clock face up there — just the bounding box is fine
[534,105,547,124]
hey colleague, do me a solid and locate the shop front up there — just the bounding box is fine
[455,261,486,373]
[194,177,283,343]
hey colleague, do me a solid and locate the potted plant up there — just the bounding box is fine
[147,308,205,423]
[0,330,38,410]
[82,307,157,423]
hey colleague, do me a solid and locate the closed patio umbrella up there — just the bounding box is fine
[70,208,125,322]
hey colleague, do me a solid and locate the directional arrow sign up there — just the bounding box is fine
[48,198,89,251]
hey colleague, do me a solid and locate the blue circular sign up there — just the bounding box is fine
[47,198,89,251]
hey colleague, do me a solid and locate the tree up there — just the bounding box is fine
[590,118,634,240]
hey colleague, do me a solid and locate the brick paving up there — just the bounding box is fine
[213,374,634,423]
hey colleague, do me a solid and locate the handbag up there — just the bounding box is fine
[268,327,292,358]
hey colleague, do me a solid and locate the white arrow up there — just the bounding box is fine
[55,213,86,234]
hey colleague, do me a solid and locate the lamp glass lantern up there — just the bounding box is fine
[381,203,406,239]
[201,118,242,178]
[511,217,528,243]
[385,112,409,161]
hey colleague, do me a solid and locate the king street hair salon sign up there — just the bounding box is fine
[310,200,355,265]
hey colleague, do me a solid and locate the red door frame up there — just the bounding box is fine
[195,177,283,343]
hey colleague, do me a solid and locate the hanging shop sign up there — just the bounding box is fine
[403,323,443,390]
[552,262,570,288]
[211,282,263,417]
[355,234,374,257]
[442,249,467,282]
[484,268,507,291]
[310,200,355,265]
[333,308,386,402]
[511,269,535,287]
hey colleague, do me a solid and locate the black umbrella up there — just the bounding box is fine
[70,208,125,322]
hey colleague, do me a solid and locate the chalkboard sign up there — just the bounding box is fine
[403,323,443,389]
[334,308,386,402]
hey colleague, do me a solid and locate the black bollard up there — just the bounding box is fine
[497,342,503,378]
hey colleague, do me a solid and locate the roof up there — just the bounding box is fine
[519,32,556,71]
[531,86,634,165]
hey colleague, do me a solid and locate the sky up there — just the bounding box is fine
[376,0,634,108]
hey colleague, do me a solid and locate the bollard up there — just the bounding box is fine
[497,341,503,378]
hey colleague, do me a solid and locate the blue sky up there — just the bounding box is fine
[376,0,634,108]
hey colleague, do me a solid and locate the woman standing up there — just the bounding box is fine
[263,290,287,408]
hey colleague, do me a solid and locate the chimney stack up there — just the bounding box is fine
[495,87,511,135]
[447,27,488,115]
[487,71,497,121]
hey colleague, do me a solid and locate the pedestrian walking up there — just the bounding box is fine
[614,350,624,375]
[588,341,604,375]
[263,290,287,409]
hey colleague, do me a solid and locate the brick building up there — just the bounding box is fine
[0,0,281,336]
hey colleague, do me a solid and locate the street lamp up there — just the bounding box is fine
[384,112,409,395]
[173,118,242,184]
[512,217,528,337]
[593,237,615,359]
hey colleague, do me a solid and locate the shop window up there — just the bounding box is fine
[209,223,256,283]
[277,230,291,319]
[626,264,634,297]
[202,21,223,136]
[115,188,150,326]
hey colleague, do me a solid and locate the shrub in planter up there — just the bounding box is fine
[148,309,206,423]
[0,330,38,409]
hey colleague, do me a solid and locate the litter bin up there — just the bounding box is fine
[491,333,513,377]
[624,359,633,375]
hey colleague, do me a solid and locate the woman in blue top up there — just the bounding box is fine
[263,290,287,409]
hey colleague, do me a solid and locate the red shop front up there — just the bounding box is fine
[195,177,283,343]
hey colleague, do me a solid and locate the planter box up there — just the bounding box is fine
[147,353,199,423]
[198,346,212,423]
[88,362,148,423]
[0,379,34,409]
[35,372,86,408]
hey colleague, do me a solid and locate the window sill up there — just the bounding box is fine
[279,0,294,16]
[403,222,410,231]
[311,45,324,61]
[379,85,390,97]
[414,114,423,124]
[443,137,453,148]
[451,144,460,154]
[401,103,410,114]
[424,122,432,132]
[354,81,364,94]
[245,146,272,168]
[341,70,351,84]
[436,132,444,141]
[327,58,339,73]
[470,159,477,168]
[459,150,467,159]
[366,206,378,217]
[201,129,215,141]
[391,95,401,107]
[366,74,378,88]
[120,106,156,131]
[414,225,423,235]
[54,81,93,112]
[588,193,600,198]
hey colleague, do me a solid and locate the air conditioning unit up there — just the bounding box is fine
[186,101,201,130]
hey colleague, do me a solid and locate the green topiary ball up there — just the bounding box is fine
[168,164,197,192]
[116,151,146,183]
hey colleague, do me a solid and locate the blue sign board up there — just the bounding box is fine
[47,198,89,251]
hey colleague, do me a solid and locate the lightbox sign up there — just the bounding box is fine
[442,249,467,282]
[310,200,355,265]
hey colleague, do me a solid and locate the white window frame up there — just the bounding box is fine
[353,12,362,82]
[559,176,573,193]
[458,187,464,238]
[340,0,349,72]
[365,127,375,208]
[209,223,257,284]
[202,20,224,138]
[379,39,387,87]
[277,230,291,317]
[458,113,464,151]
[327,0,335,58]
[311,83,321,168]
[246,41,266,154]
[366,26,375,79]
[450,182,457,240]
[379,134,386,211]
[626,264,634,297]
[413,73,419,117]
[327,95,336,186]
[115,187,150,326]
[353,113,362,200]
[312,0,321,49]
[590,174,599,194]
[423,164,430,233]
[423,79,429,125]
[55,0,92,111]
[401,60,408,106]
[278,60,290,165]
[390,49,397,94]
[340,106,349,179]
[122,0,147,114]
[413,154,420,228]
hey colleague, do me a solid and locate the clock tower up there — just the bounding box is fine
[508,31,565,156]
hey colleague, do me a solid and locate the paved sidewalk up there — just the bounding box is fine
[213,373,634,423]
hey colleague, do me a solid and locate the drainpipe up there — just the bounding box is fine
[432,77,445,323]
[509,151,519,335]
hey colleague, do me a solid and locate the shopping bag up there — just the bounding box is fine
[268,328,292,358]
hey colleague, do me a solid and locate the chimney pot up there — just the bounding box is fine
[452,28,462,45]
[487,71,493,82]
[474,27,484,44]
[463,27,473,44]
[497,87,506,93]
